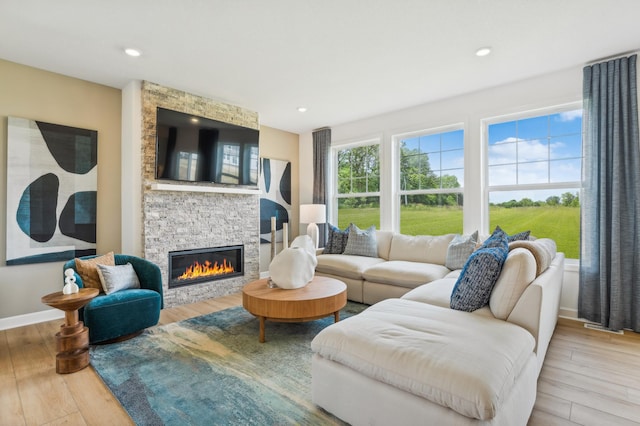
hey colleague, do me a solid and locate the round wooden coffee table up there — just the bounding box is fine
[242,276,347,343]
[41,288,99,373]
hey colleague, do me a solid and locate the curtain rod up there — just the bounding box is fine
[586,49,639,66]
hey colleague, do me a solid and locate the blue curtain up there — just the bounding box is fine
[579,54,640,332]
[312,128,331,247]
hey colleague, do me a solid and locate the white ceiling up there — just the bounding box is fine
[1,1,639,134]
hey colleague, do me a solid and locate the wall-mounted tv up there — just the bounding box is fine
[155,107,259,187]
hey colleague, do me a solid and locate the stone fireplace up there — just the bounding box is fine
[140,81,260,307]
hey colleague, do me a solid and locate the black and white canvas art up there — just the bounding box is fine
[259,158,291,244]
[6,117,97,265]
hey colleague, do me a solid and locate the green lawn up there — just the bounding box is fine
[337,205,580,259]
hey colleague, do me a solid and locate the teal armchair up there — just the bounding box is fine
[63,254,164,344]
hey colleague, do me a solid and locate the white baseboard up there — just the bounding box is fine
[558,307,578,319]
[0,309,64,331]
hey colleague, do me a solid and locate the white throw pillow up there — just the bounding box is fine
[96,262,141,295]
[489,248,537,320]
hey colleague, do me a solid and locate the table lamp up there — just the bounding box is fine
[300,204,326,249]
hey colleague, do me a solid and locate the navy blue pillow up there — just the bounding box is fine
[450,229,509,312]
[323,224,351,254]
[494,225,530,242]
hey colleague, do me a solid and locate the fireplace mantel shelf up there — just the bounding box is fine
[149,183,261,195]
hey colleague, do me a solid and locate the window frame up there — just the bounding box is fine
[393,123,465,233]
[481,101,583,257]
[330,138,381,226]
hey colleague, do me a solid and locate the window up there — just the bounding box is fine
[334,142,380,229]
[486,108,582,258]
[397,128,464,235]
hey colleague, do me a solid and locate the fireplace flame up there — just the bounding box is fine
[177,259,235,281]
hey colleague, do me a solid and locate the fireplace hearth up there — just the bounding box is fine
[168,245,244,288]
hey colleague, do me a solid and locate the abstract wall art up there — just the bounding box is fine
[6,117,97,265]
[259,158,291,244]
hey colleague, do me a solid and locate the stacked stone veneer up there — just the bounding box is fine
[141,81,260,307]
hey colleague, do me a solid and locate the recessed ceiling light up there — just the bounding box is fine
[475,47,492,57]
[124,48,141,57]
[190,117,199,123]
[297,107,308,113]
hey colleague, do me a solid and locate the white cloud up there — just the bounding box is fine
[488,138,575,186]
[559,110,583,122]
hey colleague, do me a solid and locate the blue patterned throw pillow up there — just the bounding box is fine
[342,224,378,258]
[495,225,530,242]
[450,228,508,312]
[323,224,351,254]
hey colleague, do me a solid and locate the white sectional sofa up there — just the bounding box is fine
[311,231,564,425]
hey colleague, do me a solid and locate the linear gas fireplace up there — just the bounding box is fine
[168,245,244,289]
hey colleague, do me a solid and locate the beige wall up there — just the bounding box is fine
[258,126,300,273]
[0,59,122,319]
[0,59,301,320]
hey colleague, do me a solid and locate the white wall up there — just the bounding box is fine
[300,65,583,317]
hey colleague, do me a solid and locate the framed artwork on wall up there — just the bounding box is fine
[6,117,98,265]
[259,158,291,244]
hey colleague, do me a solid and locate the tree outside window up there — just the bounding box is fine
[334,143,380,229]
[398,128,464,235]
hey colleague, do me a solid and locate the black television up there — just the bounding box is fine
[155,107,259,187]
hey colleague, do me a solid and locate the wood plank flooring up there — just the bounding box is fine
[2,293,639,425]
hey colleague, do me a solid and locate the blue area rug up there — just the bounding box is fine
[90,302,366,425]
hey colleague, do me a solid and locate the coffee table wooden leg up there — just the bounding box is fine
[259,316,265,343]
[334,311,340,322]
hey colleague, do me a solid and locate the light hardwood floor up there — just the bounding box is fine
[2,293,639,425]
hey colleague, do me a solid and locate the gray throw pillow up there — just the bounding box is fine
[445,230,479,270]
[323,224,351,254]
[450,228,508,312]
[96,262,141,295]
[342,224,378,257]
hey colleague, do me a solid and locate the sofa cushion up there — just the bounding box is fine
[311,298,536,420]
[315,254,386,280]
[445,231,478,270]
[343,225,378,257]
[388,233,455,265]
[323,224,351,254]
[401,277,458,308]
[362,261,450,289]
[83,289,161,343]
[375,230,394,260]
[402,279,495,319]
[450,229,509,312]
[489,248,537,320]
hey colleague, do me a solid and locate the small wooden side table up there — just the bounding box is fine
[41,288,99,374]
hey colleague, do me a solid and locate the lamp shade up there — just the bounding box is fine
[300,204,326,224]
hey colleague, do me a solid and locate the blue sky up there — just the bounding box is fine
[488,110,583,203]
[399,110,582,203]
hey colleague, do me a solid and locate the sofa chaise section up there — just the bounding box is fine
[311,238,565,425]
